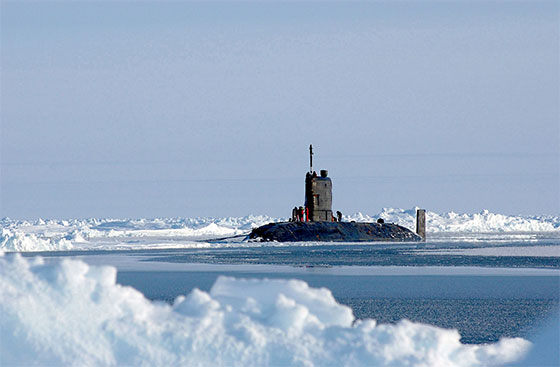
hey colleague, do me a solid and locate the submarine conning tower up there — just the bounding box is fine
[305,145,333,221]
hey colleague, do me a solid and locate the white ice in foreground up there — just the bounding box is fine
[1,209,558,252]
[0,253,531,367]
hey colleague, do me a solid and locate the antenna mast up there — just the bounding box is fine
[309,144,313,173]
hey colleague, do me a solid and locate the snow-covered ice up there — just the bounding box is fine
[0,215,274,252]
[1,208,558,252]
[367,208,559,233]
[0,253,533,367]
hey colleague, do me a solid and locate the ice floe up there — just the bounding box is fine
[0,253,532,367]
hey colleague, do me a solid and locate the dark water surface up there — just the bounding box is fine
[140,244,560,268]
[117,271,559,344]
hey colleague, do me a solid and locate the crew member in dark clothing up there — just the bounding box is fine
[336,211,342,222]
[292,207,298,221]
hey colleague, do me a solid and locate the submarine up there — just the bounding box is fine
[249,145,426,242]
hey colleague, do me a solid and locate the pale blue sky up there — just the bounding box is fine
[1,1,558,219]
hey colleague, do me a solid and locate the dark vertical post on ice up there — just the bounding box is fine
[416,209,426,241]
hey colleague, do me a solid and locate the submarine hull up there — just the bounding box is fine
[249,221,421,242]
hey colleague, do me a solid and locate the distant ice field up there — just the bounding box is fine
[2,208,559,253]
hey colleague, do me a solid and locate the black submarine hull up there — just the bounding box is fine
[249,221,422,242]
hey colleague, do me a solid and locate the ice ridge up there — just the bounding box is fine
[1,209,558,252]
[0,253,531,367]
